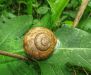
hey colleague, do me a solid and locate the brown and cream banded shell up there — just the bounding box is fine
[24,27,57,60]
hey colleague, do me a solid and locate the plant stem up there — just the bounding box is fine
[73,0,89,27]
[18,2,21,16]
[83,68,89,75]
[73,69,77,75]
[0,50,29,61]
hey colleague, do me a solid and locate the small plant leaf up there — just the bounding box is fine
[37,6,49,15]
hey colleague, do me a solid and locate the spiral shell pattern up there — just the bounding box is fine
[24,27,57,59]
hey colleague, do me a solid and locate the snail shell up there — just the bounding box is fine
[24,27,57,60]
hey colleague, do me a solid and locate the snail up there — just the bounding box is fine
[23,27,57,60]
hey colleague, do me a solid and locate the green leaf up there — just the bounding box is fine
[38,26,91,75]
[33,13,52,29]
[26,0,32,15]
[55,26,91,48]
[37,6,49,15]
[39,48,91,75]
[78,17,91,33]
[0,59,37,75]
[47,0,69,23]
[0,15,39,75]
[0,15,33,51]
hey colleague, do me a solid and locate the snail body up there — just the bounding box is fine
[24,27,57,60]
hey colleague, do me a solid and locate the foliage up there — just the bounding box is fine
[0,0,91,75]
[78,17,91,33]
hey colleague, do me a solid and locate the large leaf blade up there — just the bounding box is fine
[38,26,91,75]
[0,15,38,75]
[0,15,33,51]
[39,48,91,75]
[55,26,91,48]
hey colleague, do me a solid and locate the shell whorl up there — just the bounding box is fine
[24,27,57,59]
[34,33,51,51]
